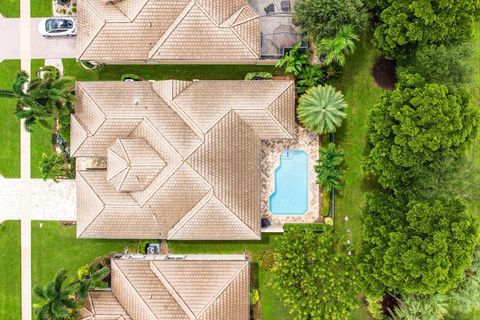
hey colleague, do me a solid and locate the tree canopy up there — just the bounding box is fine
[360,192,479,296]
[371,0,480,58]
[293,0,367,41]
[363,73,478,190]
[272,225,359,320]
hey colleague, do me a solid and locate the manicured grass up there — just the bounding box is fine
[329,37,384,249]
[29,59,54,179]
[0,220,21,320]
[0,0,19,17]
[0,60,21,178]
[31,221,141,315]
[30,0,52,17]
[169,235,292,320]
[62,58,279,81]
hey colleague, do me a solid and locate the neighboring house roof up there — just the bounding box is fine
[71,80,296,239]
[79,255,250,320]
[77,0,260,62]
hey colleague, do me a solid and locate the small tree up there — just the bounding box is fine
[40,153,73,182]
[393,294,449,320]
[297,84,348,133]
[275,41,310,76]
[294,0,367,40]
[34,269,80,320]
[75,263,110,299]
[316,143,345,192]
[317,25,359,67]
[296,65,325,93]
[272,225,360,320]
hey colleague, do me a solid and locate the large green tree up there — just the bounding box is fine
[399,44,473,91]
[272,225,359,320]
[370,0,480,58]
[294,0,367,41]
[360,192,479,296]
[297,84,348,134]
[364,73,478,190]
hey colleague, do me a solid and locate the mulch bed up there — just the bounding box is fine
[372,56,397,90]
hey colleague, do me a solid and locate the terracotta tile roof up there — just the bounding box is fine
[72,80,295,240]
[80,255,249,320]
[77,0,260,62]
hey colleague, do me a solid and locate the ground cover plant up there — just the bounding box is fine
[0,60,21,178]
[0,221,21,320]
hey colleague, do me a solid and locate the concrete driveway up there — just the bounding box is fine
[30,18,77,58]
[0,17,21,60]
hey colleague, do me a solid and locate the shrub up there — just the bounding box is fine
[121,73,141,81]
[296,65,325,93]
[316,143,345,192]
[276,41,310,76]
[244,72,273,81]
[321,190,330,217]
[249,288,260,305]
[365,295,383,320]
[37,65,59,80]
[256,249,275,271]
[294,0,367,41]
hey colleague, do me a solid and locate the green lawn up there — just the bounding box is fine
[329,37,385,249]
[31,221,141,315]
[0,60,21,178]
[62,58,279,81]
[29,59,54,179]
[169,235,292,320]
[0,0,19,17]
[30,0,52,17]
[0,221,21,320]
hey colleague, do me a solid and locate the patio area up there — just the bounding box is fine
[249,0,302,58]
[261,125,321,226]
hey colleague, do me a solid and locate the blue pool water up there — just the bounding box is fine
[269,150,308,215]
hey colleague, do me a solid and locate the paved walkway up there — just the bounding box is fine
[0,17,21,59]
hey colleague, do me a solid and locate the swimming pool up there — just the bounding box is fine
[269,150,308,215]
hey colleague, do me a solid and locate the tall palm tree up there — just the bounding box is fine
[0,71,75,132]
[76,263,110,299]
[317,25,359,67]
[393,294,448,320]
[34,269,80,320]
[315,143,345,192]
[297,84,348,133]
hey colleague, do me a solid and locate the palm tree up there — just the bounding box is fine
[315,143,345,192]
[317,25,359,67]
[276,41,310,76]
[76,263,110,299]
[34,269,80,320]
[297,84,348,133]
[40,153,68,182]
[393,294,448,320]
[296,65,325,93]
[0,71,75,132]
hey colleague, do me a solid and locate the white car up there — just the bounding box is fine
[38,18,77,37]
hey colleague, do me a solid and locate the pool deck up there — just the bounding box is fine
[261,125,321,226]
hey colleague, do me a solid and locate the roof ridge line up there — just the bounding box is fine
[111,260,160,320]
[168,99,205,140]
[107,146,129,181]
[265,81,293,110]
[196,261,249,318]
[77,1,107,60]
[76,171,106,238]
[219,6,244,28]
[149,262,196,319]
[76,83,107,135]
[167,192,213,239]
[70,115,89,157]
[213,192,261,239]
[148,0,196,59]
[265,109,293,138]
[194,0,221,27]
[230,19,260,58]
[231,5,259,27]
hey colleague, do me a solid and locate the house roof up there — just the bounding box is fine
[72,80,296,240]
[77,0,260,62]
[79,255,250,320]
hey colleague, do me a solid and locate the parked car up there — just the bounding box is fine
[38,18,77,37]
